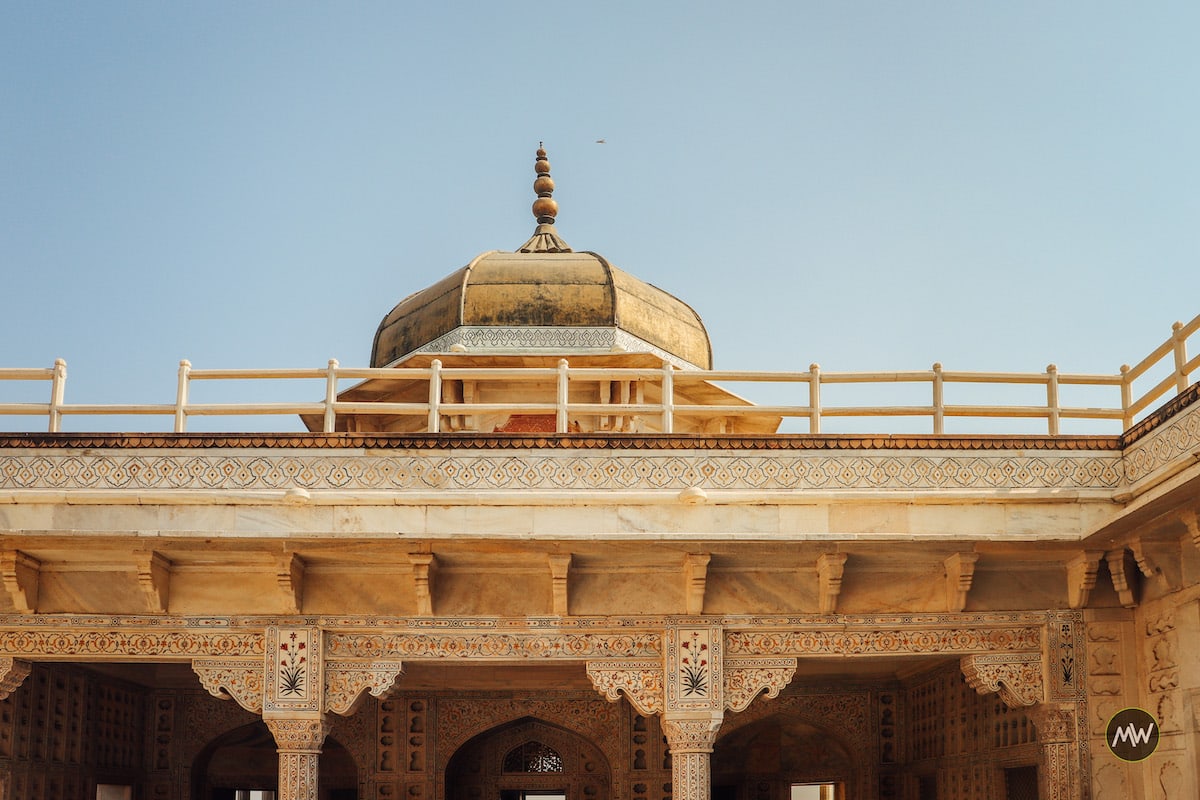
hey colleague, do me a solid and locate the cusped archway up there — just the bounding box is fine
[713,714,858,800]
[445,717,610,800]
[189,721,358,800]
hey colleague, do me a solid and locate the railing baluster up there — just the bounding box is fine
[661,363,674,434]
[174,360,191,433]
[428,359,442,433]
[1120,364,1132,430]
[809,363,821,434]
[932,363,944,435]
[48,358,66,433]
[1173,321,1188,394]
[1046,364,1060,436]
[323,359,339,433]
[556,359,569,433]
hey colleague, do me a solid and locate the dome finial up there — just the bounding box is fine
[532,143,558,224]
[518,143,572,253]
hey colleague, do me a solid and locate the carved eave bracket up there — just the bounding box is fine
[684,553,710,615]
[1105,549,1137,608]
[816,553,847,615]
[193,658,265,714]
[548,554,572,616]
[944,552,979,612]
[0,656,32,700]
[1065,551,1103,610]
[961,653,1044,708]
[586,659,664,716]
[409,553,436,616]
[135,551,171,613]
[1184,508,1200,550]
[724,658,798,712]
[277,553,306,614]
[0,550,40,614]
[1129,539,1159,578]
[325,660,404,716]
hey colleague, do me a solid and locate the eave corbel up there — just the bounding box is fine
[548,554,571,616]
[724,658,798,712]
[1105,549,1137,608]
[684,553,710,615]
[276,552,305,614]
[193,658,264,714]
[0,656,32,700]
[0,550,40,614]
[1183,509,1200,550]
[325,660,404,716]
[409,553,436,616]
[1065,551,1103,610]
[961,653,1043,708]
[944,552,979,612]
[586,659,664,716]
[135,551,171,614]
[816,553,847,615]
[1129,539,1158,579]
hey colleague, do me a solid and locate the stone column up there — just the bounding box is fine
[663,714,723,800]
[1027,704,1079,800]
[266,716,332,800]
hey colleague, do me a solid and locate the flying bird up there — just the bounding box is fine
[595,138,606,144]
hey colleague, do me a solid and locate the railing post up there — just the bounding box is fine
[1119,364,1132,430]
[1172,320,1188,394]
[809,363,821,434]
[661,363,675,434]
[556,359,570,433]
[932,362,944,435]
[48,358,67,433]
[174,360,191,433]
[1046,364,1060,436]
[428,359,442,433]
[323,359,339,434]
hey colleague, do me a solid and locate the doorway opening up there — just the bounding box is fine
[790,784,838,800]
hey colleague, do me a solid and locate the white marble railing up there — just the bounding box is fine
[2,315,1197,435]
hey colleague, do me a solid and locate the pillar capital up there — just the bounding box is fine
[662,713,723,753]
[265,716,331,753]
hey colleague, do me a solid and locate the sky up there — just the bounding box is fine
[2,2,1198,434]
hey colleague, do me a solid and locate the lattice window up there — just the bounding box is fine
[503,740,564,773]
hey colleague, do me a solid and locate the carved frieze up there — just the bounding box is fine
[961,653,1044,708]
[726,624,1041,657]
[326,630,662,660]
[0,447,1126,493]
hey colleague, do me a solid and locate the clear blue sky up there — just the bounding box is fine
[2,3,1197,433]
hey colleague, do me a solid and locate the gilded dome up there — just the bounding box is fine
[371,146,712,369]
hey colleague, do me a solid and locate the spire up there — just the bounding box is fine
[518,142,572,253]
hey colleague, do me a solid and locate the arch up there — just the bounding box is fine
[445,717,611,800]
[714,709,867,800]
[189,721,358,800]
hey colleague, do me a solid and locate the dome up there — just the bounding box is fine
[370,146,713,370]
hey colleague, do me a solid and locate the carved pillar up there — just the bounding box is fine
[663,714,723,800]
[1027,704,1079,800]
[962,653,1082,800]
[266,717,332,800]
